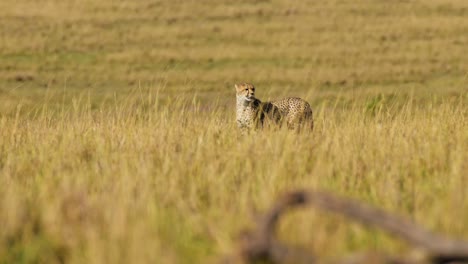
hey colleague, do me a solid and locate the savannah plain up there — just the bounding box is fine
[0,0,467,263]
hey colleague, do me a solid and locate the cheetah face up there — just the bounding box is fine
[235,83,256,102]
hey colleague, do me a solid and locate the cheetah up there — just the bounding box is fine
[235,83,282,130]
[235,83,313,131]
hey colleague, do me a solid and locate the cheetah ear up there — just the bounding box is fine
[235,84,239,91]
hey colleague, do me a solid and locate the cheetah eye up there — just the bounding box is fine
[245,89,248,91]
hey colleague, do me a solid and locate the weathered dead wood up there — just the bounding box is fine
[224,189,468,264]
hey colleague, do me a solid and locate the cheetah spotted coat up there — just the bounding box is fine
[235,83,313,131]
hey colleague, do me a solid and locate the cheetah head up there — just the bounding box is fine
[235,83,256,102]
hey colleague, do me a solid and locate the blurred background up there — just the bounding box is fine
[1,0,467,113]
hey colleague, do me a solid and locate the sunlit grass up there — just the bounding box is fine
[1,0,468,262]
[0,91,466,263]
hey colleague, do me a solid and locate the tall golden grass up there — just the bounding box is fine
[0,91,466,263]
[1,0,468,263]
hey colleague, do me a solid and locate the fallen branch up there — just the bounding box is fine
[225,189,468,264]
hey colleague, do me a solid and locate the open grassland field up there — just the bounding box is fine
[1,0,467,263]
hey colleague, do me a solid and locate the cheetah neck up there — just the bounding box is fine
[236,96,261,127]
[236,95,260,108]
